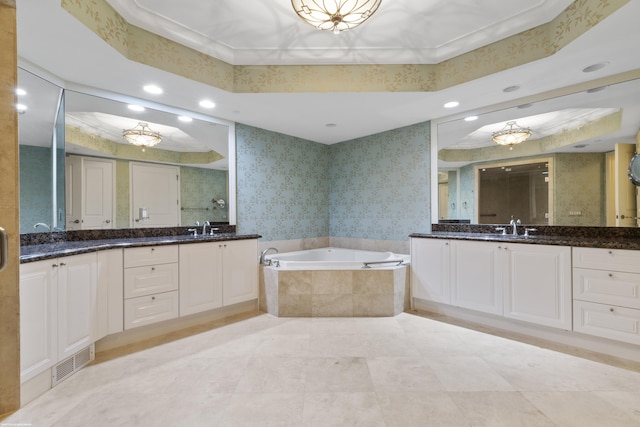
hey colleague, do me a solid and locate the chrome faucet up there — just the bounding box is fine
[202,221,210,236]
[33,222,51,231]
[259,247,279,265]
[509,217,521,235]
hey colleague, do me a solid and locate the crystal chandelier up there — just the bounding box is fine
[492,121,532,150]
[123,122,162,150]
[291,0,382,34]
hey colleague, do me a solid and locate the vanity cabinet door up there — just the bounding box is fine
[222,239,258,306]
[410,238,450,304]
[57,252,98,360]
[179,242,223,316]
[19,260,58,383]
[503,243,572,330]
[450,240,503,315]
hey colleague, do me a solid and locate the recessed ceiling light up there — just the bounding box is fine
[128,104,145,112]
[574,144,588,149]
[582,62,609,73]
[464,116,478,122]
[325,123,337,128]
[15,103,27,113]
[586,86,607,93]
[199,99,215,109]
[178,115,193,122]
[503,85,520,93]
[517,103,533,109]
[15,88,26,96]
[444,101,459,109]
[143,84,163,94]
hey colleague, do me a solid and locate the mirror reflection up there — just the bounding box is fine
[18,65,235,233]
[18,69,64,233]
[64,91,231,230]
[437,77,640,227]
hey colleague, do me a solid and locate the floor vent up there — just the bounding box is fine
[52,345,94,386]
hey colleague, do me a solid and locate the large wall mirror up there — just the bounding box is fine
[18,66,236,234]
[436,76,640,228]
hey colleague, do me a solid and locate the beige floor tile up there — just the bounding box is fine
[426,356,515,392]
[308,333,367,357]
[376,391,470,427]
[361,333,422,357]
[522,391,640,427]
[254,334,310,357]
[235,357,307,392]
[304,357,374,392]
[218,392,305,427]
[367,356,444,392]
[449,391,555,426]
[594,391,640,424]
[302,392,385,427]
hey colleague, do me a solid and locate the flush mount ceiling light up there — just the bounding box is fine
[291,0,382,34]
[492,121,532,150]
[123,122,161,150]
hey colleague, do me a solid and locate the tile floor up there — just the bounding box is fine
[4,311,640,426]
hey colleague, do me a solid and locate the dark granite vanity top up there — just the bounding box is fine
[20,227,261,263]
[410,224,640,250]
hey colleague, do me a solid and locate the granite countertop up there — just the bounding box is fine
[409,232,640,250]
[20,233,262,263]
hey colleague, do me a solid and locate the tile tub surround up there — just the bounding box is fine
[262,266,409,317]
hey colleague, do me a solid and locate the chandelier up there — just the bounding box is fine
[492,121,532,150]
[123,122,162,150]
[291,0,382,34]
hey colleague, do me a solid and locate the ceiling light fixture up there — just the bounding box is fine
[178,115,193,122]
[123,122,162,151]
[464,116,478,122]
[199,99,215,109]
[15,88,26,96]
[128,104,145,112]
[291,0,382,35]
[444,101,459,109]
[492,121,532,150]
[143,84,163,94]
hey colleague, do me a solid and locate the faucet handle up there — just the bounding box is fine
[494,227,507,235]
[187,228,198,236]
[524,228,537,237]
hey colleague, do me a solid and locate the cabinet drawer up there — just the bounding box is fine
[573,247,640,273]
[573,268,640,309]
[124,263,179,299]
[573,300,640,345]
[124,246,178,268]
[124,291,179,330]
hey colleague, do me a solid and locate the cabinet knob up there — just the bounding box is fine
[151,296,156,301]
[608,251,613,254]
[151,248,155,252]
[105,219,111,224]
[608,273,613,277]
[151,267,155,271]
[52,263,58,268]
[59,262,66,266]
[610,307,614,312]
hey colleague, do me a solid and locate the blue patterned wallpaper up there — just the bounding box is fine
[329,122,431,240]
[236,123,331,240]
[19,145,52,233]
[236,121,431,242]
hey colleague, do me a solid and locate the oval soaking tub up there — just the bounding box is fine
[261,247,410,317]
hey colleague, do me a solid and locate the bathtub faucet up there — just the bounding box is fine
[259,247,279,265]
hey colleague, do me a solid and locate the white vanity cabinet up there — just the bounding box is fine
[19,252,98,382]
[573,247,640,345]
[123,246,179,330]
[503,243,572,330]
[410,238,451,304]
[450,240,503,315]
[179,239,258,316]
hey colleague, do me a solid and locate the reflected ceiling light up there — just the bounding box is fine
[582,62,609,73]
[128,104,145,112]
[123,122,162,150]
[16,103,27,114]
[492,121,532,150]
[464,116,478,122]
[15,88,26,96]
[143,84,163,94]
[444,101,459,108]
[291,0,382,34]
[199,99,215,109]
[178,115,193,122]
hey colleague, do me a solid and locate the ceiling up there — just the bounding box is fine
[14,0,640,146]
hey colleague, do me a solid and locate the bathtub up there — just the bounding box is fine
[264,247,410,269]
[261,247,410,317]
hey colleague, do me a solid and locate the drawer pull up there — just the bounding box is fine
[610,307,614,312]
[152,296,156,301]
[59,262,66,266]
[608,273,613,277]
[151,248,155,252]
[151,267,155,271]
[608,251,613,254]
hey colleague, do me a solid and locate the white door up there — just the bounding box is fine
[179,242,223,316]
[410,238,450,304]
[130,163,180,227]
[614,143,636,227]
[450,240,503,315]
[81,158,115,229]
[20,260,58,382]
[223,239,259,306]
[58,253,97,360]
[503,243,572,330]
